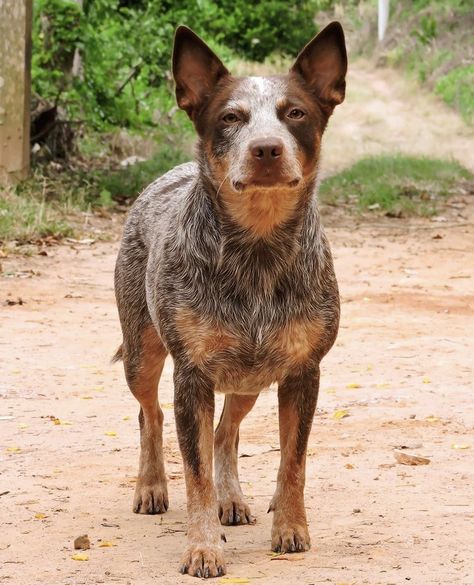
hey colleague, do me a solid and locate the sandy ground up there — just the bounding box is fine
[1,63,474,585]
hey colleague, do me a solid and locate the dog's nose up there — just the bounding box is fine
[249,138,283,161]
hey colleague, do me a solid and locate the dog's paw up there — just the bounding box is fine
[179,544,226,578]
[271,519,310,553]
[218,497,255,526]
[133,480,168,514]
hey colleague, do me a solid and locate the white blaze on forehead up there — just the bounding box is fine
[223,75,302,187]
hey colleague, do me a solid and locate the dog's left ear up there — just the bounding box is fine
[173,26,230,120]
[291,21,347,110]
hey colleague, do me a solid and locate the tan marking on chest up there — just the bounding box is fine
[221,186,298,237]
[275,318,325,365]
[175,308,239,366]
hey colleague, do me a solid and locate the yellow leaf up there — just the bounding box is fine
[345,463,355,469]
[452,443,470,450]
[422,377,431,384]
[98,541,116,547]
[18,423,28,429]
[122,416,130,421]
[71,553,89,561]
[5,447,22,453]
[161,403,174,409]
[34,513,47,519]
[219,579,250,584]
[52,418,72,426]
[333,410,350,420]
[346,383,361,389]
[324,387,336,394]
[425,415,440,423]
[93,386,105,392]
[105,431,117,437]
[375,383,390,389]
[81,396,93,400]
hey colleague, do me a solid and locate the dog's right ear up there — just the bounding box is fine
[173,26,229,120]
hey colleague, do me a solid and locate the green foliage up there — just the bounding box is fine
[319,155,472,217]
[209,1,319,62]
[435,65,474,123]
[96,146,191,202]
[32,0,322,130]
[0,186,73,244]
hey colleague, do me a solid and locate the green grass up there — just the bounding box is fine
[0,187,74,244]
[96,144,191,203]
[435,65,474,124]
[319,155,472,217]
[0,121,192,245]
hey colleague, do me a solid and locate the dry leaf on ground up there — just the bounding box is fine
[394,451,430,466]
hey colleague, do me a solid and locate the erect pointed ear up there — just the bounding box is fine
[172,26,230,120]
[290,21,347,110]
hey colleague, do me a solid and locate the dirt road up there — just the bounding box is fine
[1,63,473,585]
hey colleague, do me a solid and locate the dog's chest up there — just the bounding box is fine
[174,307,325,392]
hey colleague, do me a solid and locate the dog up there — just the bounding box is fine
[114,22,347,578]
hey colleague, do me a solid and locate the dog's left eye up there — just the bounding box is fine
[222,113,240,124]
[287,108,305,120]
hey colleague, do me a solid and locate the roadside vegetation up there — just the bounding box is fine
[319,155,472,217]
[1,0,472,246]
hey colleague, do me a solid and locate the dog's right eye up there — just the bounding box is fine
[222,113,240,124]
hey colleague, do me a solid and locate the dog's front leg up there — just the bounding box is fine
[174,365,226,578]
[269,367,320,553]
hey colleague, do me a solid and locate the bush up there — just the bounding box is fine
[32,0,324,130]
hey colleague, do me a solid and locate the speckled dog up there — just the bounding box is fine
[114,22,347,579]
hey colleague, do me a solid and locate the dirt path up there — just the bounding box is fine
[1,64,474,585]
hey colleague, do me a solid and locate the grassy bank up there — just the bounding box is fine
[319,155,472,217]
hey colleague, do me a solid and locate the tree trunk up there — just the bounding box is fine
[0,0,33,185]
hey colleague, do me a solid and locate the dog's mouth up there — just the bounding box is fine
[232,177,301,192]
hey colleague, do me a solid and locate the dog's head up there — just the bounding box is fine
[173,23,347,236]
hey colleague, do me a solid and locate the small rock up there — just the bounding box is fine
[353,508,361,514]
[74,534,90,550]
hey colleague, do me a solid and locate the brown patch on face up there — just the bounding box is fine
[175,307,238,366]
[275,318,325,365]
[220,185,299,237]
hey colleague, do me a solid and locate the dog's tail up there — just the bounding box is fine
[111,344,123,364]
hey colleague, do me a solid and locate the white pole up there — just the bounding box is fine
[378,0,390,42]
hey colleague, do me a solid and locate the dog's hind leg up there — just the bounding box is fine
[214,393,259,525]
[123,325,169,514]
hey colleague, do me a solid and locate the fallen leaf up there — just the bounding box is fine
[81,396,93,400]
[394,451,430,466]
[18,423,28,429]
[52,418,72,426]
[34,513,47,520]
[346,383,361,389]
[345,463,355,469]
[98,541,116,547]
[122,416,130,421]
[71,553,89,561]
[219,579,250,584]
[332,410,350,420]
[5,447,22,453]
[161,403,174,409]
[452,443,470,450]
[422,377,431,384]
[425,416,440,423]
[105,431,117,437]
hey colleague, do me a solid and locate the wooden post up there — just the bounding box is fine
[0,0,33,185]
